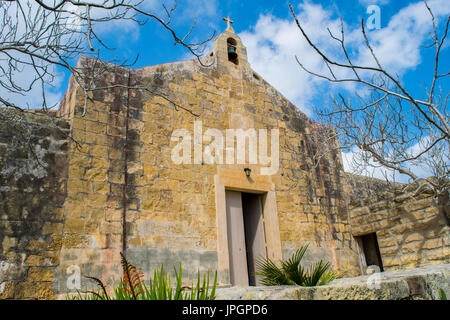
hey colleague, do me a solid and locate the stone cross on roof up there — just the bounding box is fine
[223,16,234,29]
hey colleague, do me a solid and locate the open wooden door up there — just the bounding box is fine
[242,193,267,285]
[225,190,249,286]
[225,190,268,286]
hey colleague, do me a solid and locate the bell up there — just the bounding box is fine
[228,45,238,60]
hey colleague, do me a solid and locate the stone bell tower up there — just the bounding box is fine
[211,17,252,78]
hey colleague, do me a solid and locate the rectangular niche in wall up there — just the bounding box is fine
[355,233,384,272]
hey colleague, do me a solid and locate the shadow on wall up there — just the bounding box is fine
[0,109,70,299]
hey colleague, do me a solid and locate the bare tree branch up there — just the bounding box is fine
[0,0,215,154]
[0,0,215,115]
[289,1,449,195]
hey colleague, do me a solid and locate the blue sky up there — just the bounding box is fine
[105,0,426,68]
[58,0,449,118]
[10,0,447,118]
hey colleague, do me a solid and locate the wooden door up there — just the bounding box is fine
[242,193,267,285]
[225,190,249,286]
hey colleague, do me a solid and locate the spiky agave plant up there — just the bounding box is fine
[68,252,217,300]
[255,244,340,287]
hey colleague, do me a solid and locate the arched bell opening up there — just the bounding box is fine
[227,38,239,65]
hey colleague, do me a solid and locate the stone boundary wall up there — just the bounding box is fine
[0,109,70,299]
[348,187,449,271]
[215,264,450,300]
[344,173,400,203]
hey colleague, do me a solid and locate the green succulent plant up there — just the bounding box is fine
[255,244,340,286]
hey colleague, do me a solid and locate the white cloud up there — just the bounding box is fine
[0,54,65,110]
[341,134,448,183]
[181,0,218,20]
[239,0,449,180]
[352,0,450,73]
[0,0,173,110]
[358,0,390,6]
[342,146,406,182]
[239,0,450,116]
[239,3,344,116]
[0,1,71,109]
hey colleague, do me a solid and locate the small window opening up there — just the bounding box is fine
[300,140,305,151]
[253,73,260,80]
[227,38,239,65]
[355,233,384,272]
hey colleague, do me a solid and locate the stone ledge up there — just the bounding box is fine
[215,264,450,300]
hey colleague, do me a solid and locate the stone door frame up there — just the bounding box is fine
[214,169,282,285]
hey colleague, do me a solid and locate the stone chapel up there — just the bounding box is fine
[0,22,448,299]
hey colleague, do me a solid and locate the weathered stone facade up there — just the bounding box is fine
[0,26,448,299]
[0,109,70,299]
[53,25,359,294]
[347,176,449,272]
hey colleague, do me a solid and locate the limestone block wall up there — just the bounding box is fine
[348,188,450,271]
[1,29,364,298]
[53,50,361,296]
[0,109,70,299]
[55,59,140,294]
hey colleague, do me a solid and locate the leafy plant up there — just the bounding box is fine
[256,244,340,287]
[439,288,447,300]
[68,252,217,300]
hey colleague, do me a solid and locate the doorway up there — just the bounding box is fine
[355,233,384,272]
[225,190,267,286]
